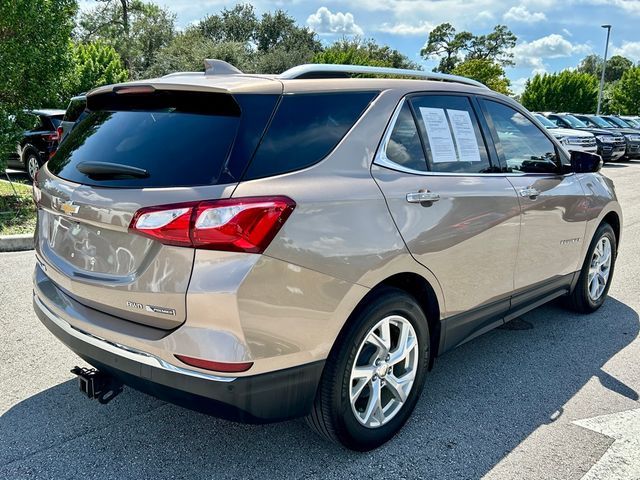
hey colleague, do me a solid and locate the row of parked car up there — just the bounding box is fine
[7,95,86,181]
[535,112,640,162]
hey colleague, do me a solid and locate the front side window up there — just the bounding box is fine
[410,95,492,173]
[482,100,560,174]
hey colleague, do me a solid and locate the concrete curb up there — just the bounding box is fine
[0,233,34,252]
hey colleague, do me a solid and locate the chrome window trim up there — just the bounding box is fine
[373,96,546,178]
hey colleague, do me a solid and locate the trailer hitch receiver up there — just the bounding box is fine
[71,366,123,404]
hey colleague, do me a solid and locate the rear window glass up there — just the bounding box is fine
[48,91,242,188]
[49,116,63,128]
[64,98,86,122]
[243,91,378,180]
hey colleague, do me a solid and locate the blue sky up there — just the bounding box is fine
[81,0,640,93]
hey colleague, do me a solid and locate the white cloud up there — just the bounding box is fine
[512,77,529,95]
[584,0,640,15]
[562,28,573,37]
[377,21,434,36]
[513,34,591,70]
[503,5,547,23]
[613,41,640,62]
[306,7,363,35]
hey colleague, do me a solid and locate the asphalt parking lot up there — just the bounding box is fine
[1,162,639,479]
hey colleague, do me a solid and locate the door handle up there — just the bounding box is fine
[519,187,541,199]
[406,191,440,203]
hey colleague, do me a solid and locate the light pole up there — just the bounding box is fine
[596,24,611,115]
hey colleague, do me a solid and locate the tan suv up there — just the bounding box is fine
[33,61,622,451]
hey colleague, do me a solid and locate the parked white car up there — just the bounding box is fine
[534,113,598,154]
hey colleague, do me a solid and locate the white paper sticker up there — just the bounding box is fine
[419,107,457,163]
[448,109,482,163]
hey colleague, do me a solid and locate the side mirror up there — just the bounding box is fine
[570,150,602,173]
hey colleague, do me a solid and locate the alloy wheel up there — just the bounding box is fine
[27,155,39,180]
[588,236,612,301]
[349,315,419,428]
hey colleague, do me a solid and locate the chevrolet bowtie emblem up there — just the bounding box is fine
[60,201,79,216]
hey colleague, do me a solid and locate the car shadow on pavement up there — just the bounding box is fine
[1,297,638,479]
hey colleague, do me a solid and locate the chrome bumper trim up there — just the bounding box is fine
[34,292,236,383]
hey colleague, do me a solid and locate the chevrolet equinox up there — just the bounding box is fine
[33,61,622,451]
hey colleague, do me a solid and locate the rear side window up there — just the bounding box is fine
[48,91,243,188]
[243,91,377,180]
[384,102,427,172]
[64,98,86,122]
[49,116,63,128]
[410,95,492,174]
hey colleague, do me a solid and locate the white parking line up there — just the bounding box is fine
[573,408,640,480]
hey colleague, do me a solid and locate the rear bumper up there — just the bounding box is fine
[33,273,324,424]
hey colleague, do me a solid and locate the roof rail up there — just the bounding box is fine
[278,64,488,89]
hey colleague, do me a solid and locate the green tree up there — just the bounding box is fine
[150,5,320,76]
[0,0,77,171]
[63,41,128,98]
[77,0,175,78]
[520,71,599,113]
[198,4,257,44]
[466,25,517,66]
[451,59,511,94]
[313,38,419,69]
[420,23,472,73]
[611,67,640,114]
[420,23,515,73]
[577,54,633,83]
[145,28,250,77]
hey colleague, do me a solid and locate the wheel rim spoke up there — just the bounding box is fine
[588,236,613,302]
[349,315,420,428]
[362,378,383,425]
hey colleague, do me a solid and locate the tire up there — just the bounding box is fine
[22,147,41,182]
[306,287,430,451]
[567,222,617,313]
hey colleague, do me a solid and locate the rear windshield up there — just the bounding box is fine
[63,98,86,122]
[48,91,242,188]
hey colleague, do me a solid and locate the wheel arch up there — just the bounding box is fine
[329,272,443,371]
[602,210,621,246]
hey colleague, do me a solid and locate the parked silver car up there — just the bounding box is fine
[33,61,622,451]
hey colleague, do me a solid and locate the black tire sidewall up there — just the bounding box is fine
[330,289,430,450]
[576,224,617,310]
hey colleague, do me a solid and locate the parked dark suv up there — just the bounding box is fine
[33,61,621,451]
[573,114,640,160]
[7,109,65,180]
[542,113,626,162]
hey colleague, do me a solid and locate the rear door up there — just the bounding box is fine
[36,89,278,329]
[371,93,521,347]
[479,98,587,296]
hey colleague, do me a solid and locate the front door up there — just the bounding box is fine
[371,93,521,347]
[479,99,587,294]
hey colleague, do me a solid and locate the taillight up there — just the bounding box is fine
[129,196,295,253]
[44,132,59,142]
[56,126,63,140]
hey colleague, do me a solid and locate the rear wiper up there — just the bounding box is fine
[76,161,149,179]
